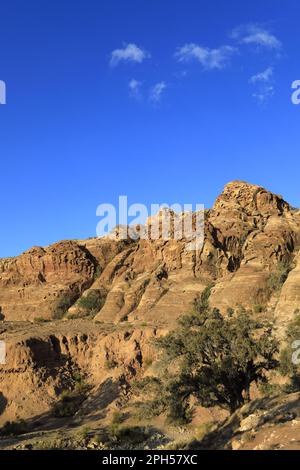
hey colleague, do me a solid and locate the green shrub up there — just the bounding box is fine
[226,307,234,317]
[53,293,75,319]
[35,439,64,450]
[0,419,28,436]
[253,304,266,314]
[77,290,104,316]
[105,358,117,370]
[134,400,166,420]
[194,283,214,314]
[72,371,88,393]
[259,382,281,397]
[107,425,147,445]
[267,262,292,292]
[93,266,102,280]
[34,317,50,323]
[77,425,91,439]
[52,389,86,417]
[111,410,126,425]
[154,305,278,419]
[279,310,300,391]
[143,357,153,368]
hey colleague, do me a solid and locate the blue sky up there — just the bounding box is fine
[0,0,300,257]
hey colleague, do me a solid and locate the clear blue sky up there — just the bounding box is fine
[0,0,300,257]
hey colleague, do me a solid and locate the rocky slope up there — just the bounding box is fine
[1,180,300,449]
[1,181,300,326]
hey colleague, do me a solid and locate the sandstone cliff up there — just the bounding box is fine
[1,181,299,327]
[1,180,300,450]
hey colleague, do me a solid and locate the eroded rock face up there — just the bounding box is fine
[1,181,300,324]
[0,320,158,424]
[0,239,128,321]
[1,180,300,430]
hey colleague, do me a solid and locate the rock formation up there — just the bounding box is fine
[1,180,300,449]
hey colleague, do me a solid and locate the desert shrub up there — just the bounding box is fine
[34,317,50,323]
[53,293,75,319]
[72,371,89,394]
[93,266,102,280]
[77,290,104,316]
[0,307,5,321]
[132,377,166,420]
[52,389,86,418]
[107,424,147,445]
[111,410,126,425]
[236,304,247,315]
[279,310,300,391]
[35,439,64,450]
[253,304,266,314]
[226,307,234,317]
[259,382,281,397]
[140,301,278,421]
[194,283,215,314]
[105,358,117,370]
[143,357,153,368]
[77,425,91,440]
[267,262,292,292]
[134,400,166,420]
[0,419,28,436]
[194,422,215,441]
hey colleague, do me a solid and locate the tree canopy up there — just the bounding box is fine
[136,287,279,422]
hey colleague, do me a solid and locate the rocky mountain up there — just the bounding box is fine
[1,180,300,450]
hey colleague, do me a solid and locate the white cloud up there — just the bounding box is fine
[129,79,142,99]
[249,67,275,102]
[252,85,275,102]
[174,43,237,70]
[110,43,150,66]
[232,24,281,50]
[249,67,273,84]
[149,82,167,103]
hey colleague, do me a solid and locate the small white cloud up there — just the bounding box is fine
[252,85,275,102]
[249,67,273,84]
[110,43,150,67]
[129,79,142,99]
[149,82,167,103]
[249,67,275,103]
[232,24,281,50]
[174,43,237,70]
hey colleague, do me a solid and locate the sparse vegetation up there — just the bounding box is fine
[76,289,105,317]
[53,293,75,319]
[77,425,91,439]
[134,291,279,422]
[279,310,300,392]
[105,358,118,370]
[34,316,50,323]
[0,307,4,321]
[52,373,89,417]
[253,304,266,314]
[143,357,153,368]
[0,419,28,436]
[107,424,148,445]
[267,261,292,292]
[259,382,281,397]
[111,410,126,425]
[226,307,234,317]
[193,283,215,314]
[34,439,64,450]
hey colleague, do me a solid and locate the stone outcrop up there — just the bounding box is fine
[1,180,300,446]
[1,181,300,325]
[0,320,158,424]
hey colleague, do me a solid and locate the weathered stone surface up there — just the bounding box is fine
[1,181,300,325]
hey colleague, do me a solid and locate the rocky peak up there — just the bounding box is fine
[213,180,290,216]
